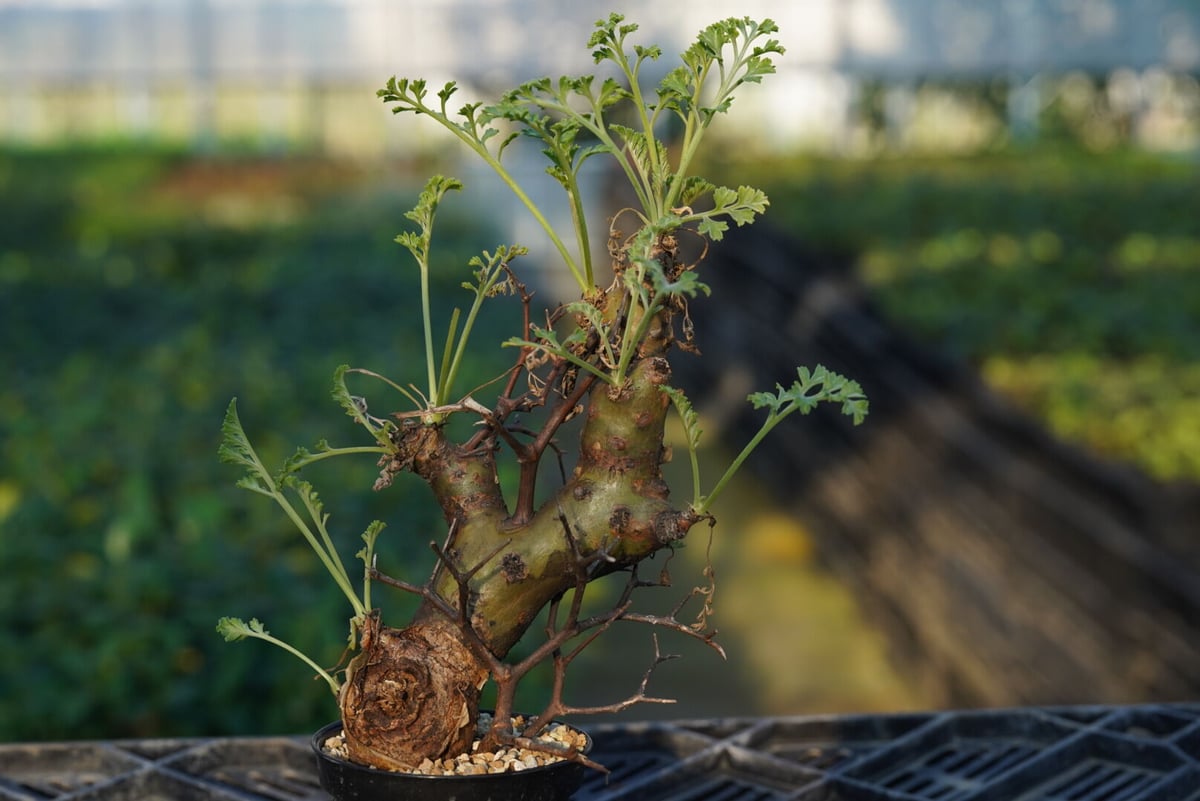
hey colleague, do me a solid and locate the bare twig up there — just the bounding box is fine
[429,537,512,631]
[370,500,721,775]
[558,633,681,717]
[367,522,515,675]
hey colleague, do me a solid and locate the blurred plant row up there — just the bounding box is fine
[0,147,518,740]
[718,147,1200,481]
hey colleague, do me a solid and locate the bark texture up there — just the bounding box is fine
[422,356,694,656]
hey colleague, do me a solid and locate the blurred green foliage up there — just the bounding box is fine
[0,147,519,740]
[717,148,1200,481]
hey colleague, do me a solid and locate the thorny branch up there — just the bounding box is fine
[369,502,723,769]
[429,537,512,632]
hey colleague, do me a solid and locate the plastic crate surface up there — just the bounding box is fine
[2,704,1198,800]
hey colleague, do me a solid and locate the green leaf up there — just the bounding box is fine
[610,124,670,193]
[215,616,342,695]
[727,205,759,226]
[741,54,778,84]
[661,268,711,299]
[633,44,662,62]
[636,254,711,300]
[565,299,608,331]
[700,98,734,120]
[219,399,279,497]
[677,176,715,207]
[277,443,317,480]
[597,77,628,109]
[331,365,367,424]
[287,477,329,528]
[397,175,463,260]
[234,475,272,497]
[748,365,869,425]
[394,230,423,255]
[503,327,612,384]
[696,21,727,57]
[662,385,703,451]
[436,80,459,110]
[711,185,737,210]
[577,142,614,165]
[658,66,692,98]
[699,184,770,235]
[356,520,385,563]
[216,616,265,642]
[217,399,257,471]
[733,185,770,214]
[697,217,729,241]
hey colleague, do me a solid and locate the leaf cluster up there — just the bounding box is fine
[377,13,784,296]
[749,365,870,426]
[696,366,868,514]
[389,175,529,415]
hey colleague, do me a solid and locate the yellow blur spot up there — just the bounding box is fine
[0,482,19,522]
[741,512,814,566]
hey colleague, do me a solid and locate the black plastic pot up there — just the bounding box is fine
[311,720,590,801]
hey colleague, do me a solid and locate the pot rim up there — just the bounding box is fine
[310,718,592,781]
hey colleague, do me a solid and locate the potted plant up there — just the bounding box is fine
[217,12,867,800]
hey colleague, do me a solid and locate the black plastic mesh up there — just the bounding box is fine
[2,704,1198,800]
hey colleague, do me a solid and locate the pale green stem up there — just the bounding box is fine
[275,493,365,619]
[391,93,588,289]
[566,184,593,287]
[686,435,702,509]
[346,367,424,412]
[585,95,654,216]
[612,279,650,385]
[361,542,376,614]
[663,63,714,212]
[617,292,666,383]
[442,272,502,400]
[616,50,664,218]
[435,308,462,402]
[241,629,341,695]
[697,406,796,515]
[290,446,389,469]
[486,149,588,289]
[304,494,357,614]
[506,336,613,384]
[449,125,587,289]
[517,89,652,254]
[418,253,439,404]
[230,414,366,618]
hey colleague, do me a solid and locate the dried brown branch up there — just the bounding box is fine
[612,613,726,659]
[513,512,723,751]
[366,527,513,673]
[429,537,512,631]
[510,370,599,525]
[544,633,680,729]
[367,567,430,603]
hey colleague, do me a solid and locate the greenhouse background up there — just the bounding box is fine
[2,0,1198,745]
[2,0,1198,154]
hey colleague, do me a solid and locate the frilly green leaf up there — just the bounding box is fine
[217,399,256,471]
[216,616,266,642]
[749,365,869,425]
